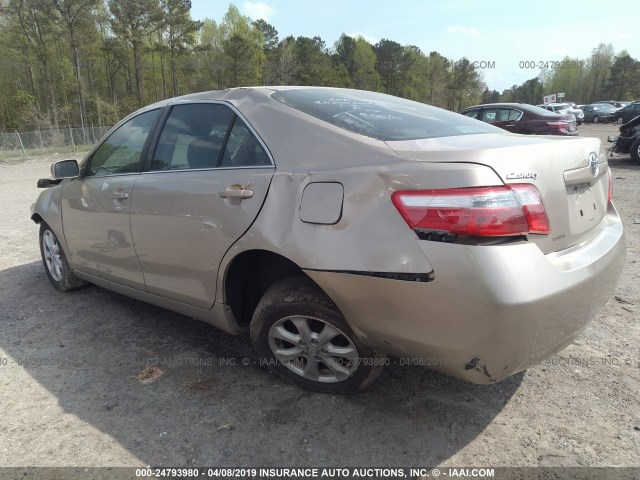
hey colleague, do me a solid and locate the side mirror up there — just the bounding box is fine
[51,159,80,179]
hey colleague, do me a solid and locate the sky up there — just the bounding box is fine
[189,0,637,92]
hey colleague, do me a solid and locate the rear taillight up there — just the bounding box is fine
[546,120,568,129]
[392,184,550,237]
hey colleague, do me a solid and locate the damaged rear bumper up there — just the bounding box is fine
[305,205,626,384]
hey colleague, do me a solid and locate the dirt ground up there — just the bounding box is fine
[0,124,639,469]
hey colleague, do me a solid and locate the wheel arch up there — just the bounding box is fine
[222,249,321,327]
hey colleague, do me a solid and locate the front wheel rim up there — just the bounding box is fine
[268,315,360,383]
[42,230,63,282]
[618,117,624,124]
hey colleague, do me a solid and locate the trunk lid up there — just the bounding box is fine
[387,133,609,254]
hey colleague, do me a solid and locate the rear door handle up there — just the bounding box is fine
[112,192,129,200]
[218,185,253,199]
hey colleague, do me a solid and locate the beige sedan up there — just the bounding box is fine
[32,87,626,393]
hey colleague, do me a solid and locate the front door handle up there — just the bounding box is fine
[112,192,129,200]
[218,185,254,199]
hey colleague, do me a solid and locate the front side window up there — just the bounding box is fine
[86,109,161,177]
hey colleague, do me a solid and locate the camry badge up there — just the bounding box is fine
[506,172,539,180]
[588,152,599,177]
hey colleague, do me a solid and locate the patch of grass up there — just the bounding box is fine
[0,146,91,161]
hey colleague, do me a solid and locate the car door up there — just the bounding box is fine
[60,108,162,289]
[625,104,640,122]
[129,102,275,308]
[584,106,593,121]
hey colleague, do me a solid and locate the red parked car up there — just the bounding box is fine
[459,103,578,136]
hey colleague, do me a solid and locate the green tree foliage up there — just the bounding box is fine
[159,0,201,96]
[220,4,264,86]
[351,37,380,91]
[605,52,640,100]
[507,77,544,104]
[253,18,278,53]
[447,57,484,110]
[585,43,614,101]
[108,0,163,105]
[51,0,100,129]
[424,52,451,107]
[1,1,637,131]
[374,38,412,95]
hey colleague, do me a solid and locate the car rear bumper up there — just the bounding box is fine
[305,204,626,384]
[559,128,579,136]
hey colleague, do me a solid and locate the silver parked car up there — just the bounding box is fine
[32,87,626,393]
[536,103,583,125]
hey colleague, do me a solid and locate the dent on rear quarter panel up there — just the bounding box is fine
[215,90,505,304]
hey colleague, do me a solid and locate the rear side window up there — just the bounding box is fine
[221,119,271,168]
[271,88,499,141]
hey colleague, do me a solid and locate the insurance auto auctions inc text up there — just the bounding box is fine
[179,467,496,478]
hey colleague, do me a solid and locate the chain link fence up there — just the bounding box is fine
[0,126,113,155]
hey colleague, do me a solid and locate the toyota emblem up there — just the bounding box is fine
[588,152,599,177]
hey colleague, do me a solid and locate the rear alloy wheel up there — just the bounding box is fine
[250,277,385,393]
[617,116,624,125]
[39,222,88,292]
[631,138,640,165]
[593,115,600,124]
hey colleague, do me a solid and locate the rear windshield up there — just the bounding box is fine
[271,88,500,141]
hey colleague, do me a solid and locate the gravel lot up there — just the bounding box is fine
[0,124,639,469]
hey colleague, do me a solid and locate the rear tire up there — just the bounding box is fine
[617,116,624,125]
[631,138,640,165]
[250,276,385,393]
[39,222,88,292]
[593,115,600,124]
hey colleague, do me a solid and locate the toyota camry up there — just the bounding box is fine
[32,87,626,393]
